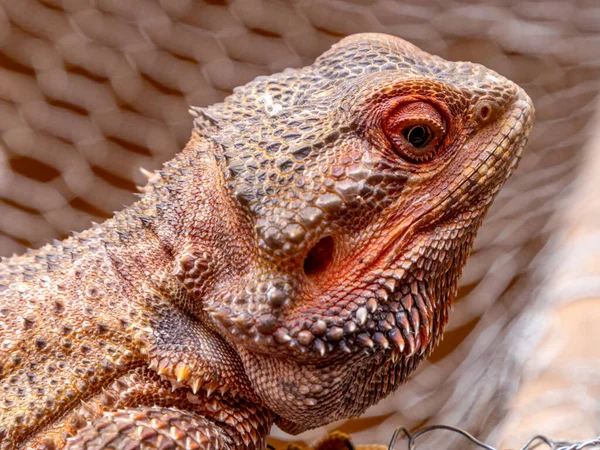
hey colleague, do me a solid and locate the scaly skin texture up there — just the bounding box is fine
[0,33,533,449]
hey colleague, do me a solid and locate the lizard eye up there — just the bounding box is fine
[383,101,446,162]
[403,124,431,148]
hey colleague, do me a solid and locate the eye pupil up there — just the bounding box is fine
[403,125,431,148]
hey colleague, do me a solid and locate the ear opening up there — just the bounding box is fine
[304,236,335,276]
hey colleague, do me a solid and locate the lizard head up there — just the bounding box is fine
[176,33,534,432]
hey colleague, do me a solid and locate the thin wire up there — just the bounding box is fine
[521,435,600,450]
[522,435,555,450]
[387,425,496,450]
[554,438,600,450]
[386,425,600,450]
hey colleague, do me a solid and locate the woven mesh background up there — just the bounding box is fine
[0,0,599,448]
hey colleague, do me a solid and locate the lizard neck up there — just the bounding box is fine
[91,132,228,308]
[0,137,266,447]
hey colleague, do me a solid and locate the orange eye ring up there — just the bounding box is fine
[383,102,446,162]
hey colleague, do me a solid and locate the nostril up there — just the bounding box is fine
[476,101,496,123]
[304,236,335,276]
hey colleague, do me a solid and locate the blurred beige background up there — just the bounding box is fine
[0,0,599,448]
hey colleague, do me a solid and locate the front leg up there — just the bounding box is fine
[57,305,273,450]
[56,366,273,450]
[25,364,272,449]
[65,406,239,449]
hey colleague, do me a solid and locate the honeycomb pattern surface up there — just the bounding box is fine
[0,0,599,448]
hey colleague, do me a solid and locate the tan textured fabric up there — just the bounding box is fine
[0,1,599,448]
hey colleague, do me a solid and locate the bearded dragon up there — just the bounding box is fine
[0,33,534,449]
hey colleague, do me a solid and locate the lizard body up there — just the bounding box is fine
[0,33,533,449]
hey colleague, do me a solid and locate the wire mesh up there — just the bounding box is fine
[387,426,600,450]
